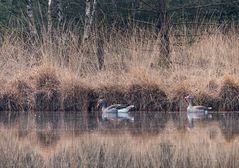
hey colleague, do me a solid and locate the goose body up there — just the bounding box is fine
[97,99,134,122]
[185,95,212,128]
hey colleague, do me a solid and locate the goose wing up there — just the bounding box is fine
[193,106,212,110]
[107,104,128,110]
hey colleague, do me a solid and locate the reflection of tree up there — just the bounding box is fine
[63,111,88,135]
[0,111,19,126]
[130,111,168,135]
[220,113,239,141]
[171,112,188,130]
[99,118,134,133]
[18,111,32,137]
[36,125,60,147]
[35,111,60,147]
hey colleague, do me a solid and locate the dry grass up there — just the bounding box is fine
[0,27,239,167]
[0,28,239,111]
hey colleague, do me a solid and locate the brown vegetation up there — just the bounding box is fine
[34,65,61,111]
[1,63,239,112]
[219,76,239,111]
[0,29,239,112]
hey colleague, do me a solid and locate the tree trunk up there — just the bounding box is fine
[0,32,2,48]
[96,31,104,70]
[83,0,104,69]
[56,0,63,28]
[94,0,104,70]
[157,0,170,68]
[26,0,37,38]
[90,0,97,26]
[95,3,104,70]
[83,0,92,41]
[48,0,52,33]
[132,0,140,19]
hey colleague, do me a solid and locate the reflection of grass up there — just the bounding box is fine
[1,30,239,111]
[0,128,239,167]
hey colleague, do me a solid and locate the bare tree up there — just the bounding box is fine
[83,0,91,41]
[156,0,170,68]
[83,0,104,70]
[83,0,97,41]
[95,2,104,70]
[132,0,140,19]
[26,0,37,38]
[48,0,53,33]
[0,32,2,48]
[56,0,63,28]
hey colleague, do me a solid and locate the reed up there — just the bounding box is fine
[0,27,239,111]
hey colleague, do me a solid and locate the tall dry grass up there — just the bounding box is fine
[0,27,239,111]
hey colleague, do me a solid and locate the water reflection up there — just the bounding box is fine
[132,111,168,134]
[0,111,238,146]
[219,112,239,140]
[64,111,88,134]
[102,112,134,122]
[35,111,61,146]
[0,111,19,125]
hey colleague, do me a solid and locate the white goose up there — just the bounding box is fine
[97,99,134,122]
[185,95,212,128]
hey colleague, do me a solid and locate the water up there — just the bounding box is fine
[1,111,239,147]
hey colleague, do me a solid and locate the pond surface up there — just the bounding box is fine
[1,111,239,147]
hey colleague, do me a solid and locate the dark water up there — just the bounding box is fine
[1,111,239,146]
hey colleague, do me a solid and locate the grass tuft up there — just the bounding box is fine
[33,65,61,111]
[127,84,169,111]
[219,76,239,111]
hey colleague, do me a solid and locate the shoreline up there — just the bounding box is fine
[0,64,238,112]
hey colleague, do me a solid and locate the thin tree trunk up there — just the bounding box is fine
[132,0,139,19]
[96,31,104,70]
[157,0,170,68]
[55,0,68,65]
[95,5,104,70]
[48,0,52,33]
[83,0,104,69]
[26,0,37,38]
[0,32,2,48]
[94,0,104,70]
[83,0,97,41]
[56,0,63,28]
[90,0,97,26]
[83,0,92,41]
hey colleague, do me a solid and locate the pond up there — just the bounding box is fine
[1,111,239,147]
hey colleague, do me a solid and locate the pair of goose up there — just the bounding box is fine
[97,95,212,124]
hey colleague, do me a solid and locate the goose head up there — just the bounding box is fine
[185,95,193,105]
[97,98,108,109]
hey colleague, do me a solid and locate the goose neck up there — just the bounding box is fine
[102,106,107,112]
[188,100,193,107]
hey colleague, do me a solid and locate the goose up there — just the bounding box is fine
[97,99,134,122]
[185,95,212,128]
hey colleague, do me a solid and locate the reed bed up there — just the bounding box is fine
[0,28,239,112]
